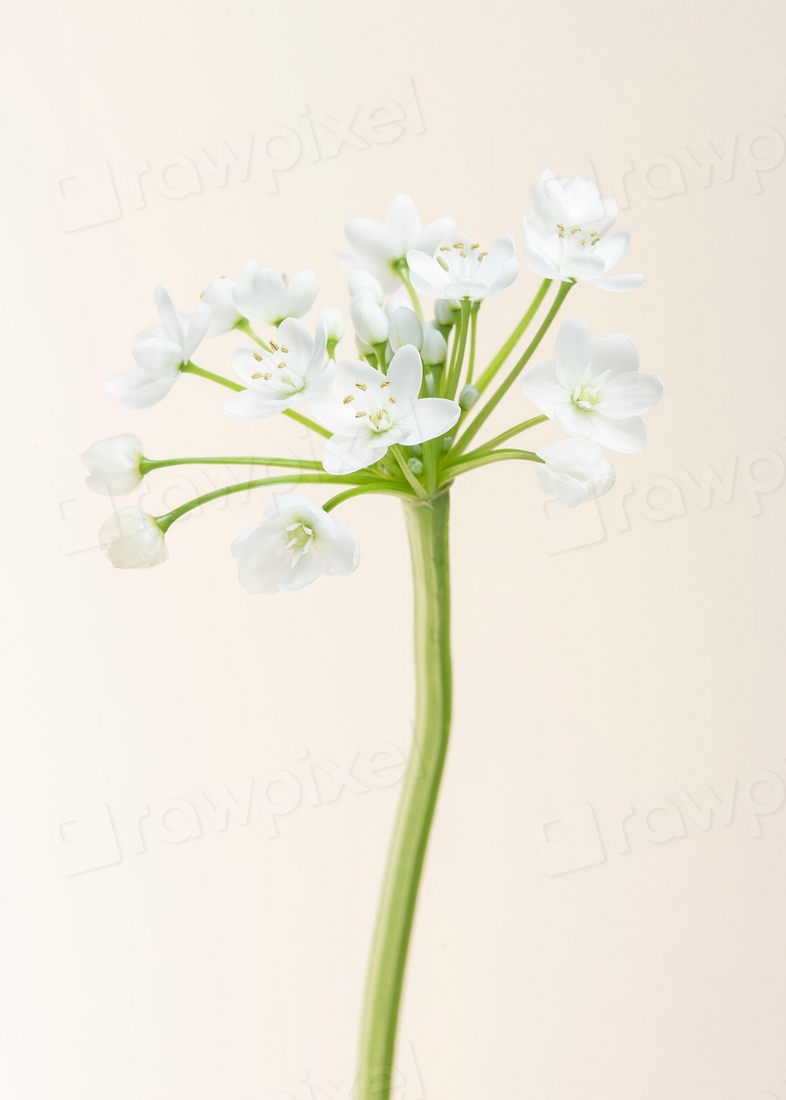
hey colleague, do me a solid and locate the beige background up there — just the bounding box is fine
[1,1,785,1097]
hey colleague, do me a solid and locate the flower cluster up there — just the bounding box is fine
[86,170,664,592]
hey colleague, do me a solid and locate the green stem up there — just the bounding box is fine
[142,456,324,474]
[475,278,551,394]
[181,362,243,391]
[466,303,480,385]
[391,446,428,500]
[235,318,271,351]
[457,415,548,461]
[357,491,452,1100]
[396,264,425,323]
[445,300,471,401]
[451,281,572,458]
[155,473,360,532]
[440,447,544,483]
[282,409,332,439]
[322,483,411,512]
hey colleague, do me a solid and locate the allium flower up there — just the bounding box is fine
[223,319,332,420]
[310,346,461,475]
[106,284,211,409]
[99,507,167,569]
[521,169,644,291]
[82,434,144,496]
[520,317,664,453]
[232,263,320,326]
[534,438,616,507]
[232,494,359,593]
[338,194,457,292]
[406,235,519,300]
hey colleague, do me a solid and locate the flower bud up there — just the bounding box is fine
[99,507,168,569]
[434,299,460,326]
[350,298,389,346]
[458,384,479,410]
[318,306,344,342]
[349,270,384,304]
[388,307,423,352]
[407,457,424,475]
[422,328,447,366]
[82,434,144,496]
[442,436,453,451]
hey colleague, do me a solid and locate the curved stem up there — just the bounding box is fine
[181,361,243,391]
[155,473,362,532]
[475,278,551,394]
[444,300,471,401]
[282,409,332,439]
[357,491,452,1100]
[457,415,548,461]
[322,483,412,512]
[440,447,544,484]
[235,318,271,351]
[142,455,324,474]
[451,281,572,458]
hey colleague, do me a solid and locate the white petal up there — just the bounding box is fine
[106,368,178,409]
[592,230,630,271]
[520,361,568,418]
[554,318,593,388]
[584,273,646,292]
[154,283,183,344]
[321,433,388,475]
[387,345,423,401]
[386,193,421,254]
[202,278,242,335]
[183,302,211,360]
[589,334,640,379]
[407,398,461,445]
[599,372,664,418]
[132,337,183,379]
[283,268,320,317]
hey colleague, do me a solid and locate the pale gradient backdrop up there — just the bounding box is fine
[1,1,785,1098]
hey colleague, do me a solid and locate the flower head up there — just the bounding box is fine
[521,317,664,453]
[232,494,359,593]
[106,284,211,409]
[200,260,259,336]
[309,346,461,475]
[534,439,615,507]
[231,263,320,326]
[99,507,167,569]
[223,318,332,420]
[83,434,144,496]
[522,169,644,291]
[406,235,519,300]
[319,306,345,343]
[338,194,457,292]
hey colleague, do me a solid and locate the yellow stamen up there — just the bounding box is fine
[253,353,263,362]
[355,382,367,390]
[343,394,354,404]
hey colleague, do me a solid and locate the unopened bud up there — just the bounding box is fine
[388,306,423,352]
[349,270,384,304]
[459,384,479,410]
[422,328,447,366]
[435,299,459,326]
[407,457,424,475]
[351,299,389,346]
[318,306,344,342]
[442,436,453,451]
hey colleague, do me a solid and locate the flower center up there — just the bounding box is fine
[555,224,601,259]
[284,521,315,555]
[436,240,489,281]
[571,383,600,410]
[250,342,304,395]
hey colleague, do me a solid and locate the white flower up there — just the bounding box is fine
[350,298,389,347]
[520,317,664,453]
[319,306,344,343]
[223,318,332,420]
[338,194,457,292]
[232,263,320,326]
[106,284,211,409]
[83,434,144,496]
[406,235,519,300]
[232,494,359,593]
[99,507,167,569]
[309,346,461,475]
[534,439,615,507]
[349,270,384,304]
[200,260,258,336]
[388,306,423,352]
[521,169,644,291]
